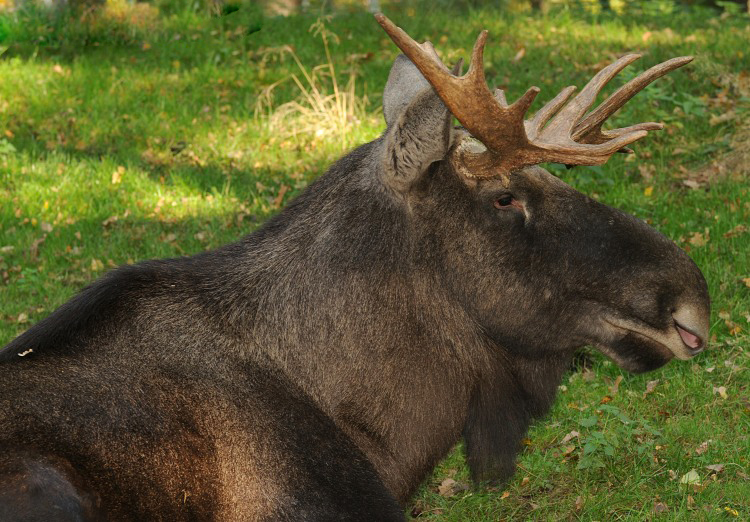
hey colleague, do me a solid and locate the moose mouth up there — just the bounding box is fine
[602,313,706,361]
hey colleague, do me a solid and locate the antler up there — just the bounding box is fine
[375,14,692,178]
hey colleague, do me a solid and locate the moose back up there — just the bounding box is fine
[0,14,709,521]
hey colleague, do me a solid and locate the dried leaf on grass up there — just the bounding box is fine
[723,224,748,239]
[437,478,468,497]
[608,375,623,395]
[709,110,736,126]
[29,235,47,262]
[695,440,712,455]
[688,229,710,247]
[680,470,701,485]
[643,379,659,398]
[111,165,125,184]
[561,430,579,444]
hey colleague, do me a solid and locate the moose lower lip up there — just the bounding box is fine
[603,316,687,359]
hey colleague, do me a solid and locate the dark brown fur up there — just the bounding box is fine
[0,50,709,520]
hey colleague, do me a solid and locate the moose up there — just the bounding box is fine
[0,14,709,521]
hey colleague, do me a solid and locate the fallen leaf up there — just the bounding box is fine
[17,312,28,324]
[725,360,740,371]
[642,31,652,42]
[520,476,530,486]
[112,166,125,184]
[575,495,584,511]
[680,470,701,485]
[713,386,728,399]
[638,164,655,180]
[90,258,104,271]
[724,506,739,517]
[561,430,580,444]
[0,245,14,253]
[41,222,53,233]
[643,379,659,397]
[644,186,654,197]
[724,224,748,238]
[563,444,576,456]
[513,47,526,62]
[437,478,455,496]
[437,478,467,497]
[688,229,709,247]
[687,495,695,508]
[743,278,750,289]
[29,235,47,262]
[609,375,623,395]
[682,179,702,189]
[669,469,678,480]
[273,184,289,208]
[705,464,725,473]
[653,501,668,513]
[695,440,712,455]
[709,110,736,126]
[500,491,510,499]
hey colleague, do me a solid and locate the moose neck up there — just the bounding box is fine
[223,147,571,501]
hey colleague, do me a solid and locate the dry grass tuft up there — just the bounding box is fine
[254,18,370,150]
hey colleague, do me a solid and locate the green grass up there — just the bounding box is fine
[1,1,748,519]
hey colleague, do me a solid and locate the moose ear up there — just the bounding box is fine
[381,54,454,191]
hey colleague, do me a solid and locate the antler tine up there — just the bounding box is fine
[376,13,535,155]
[528,86,577,138]
[573,56,694,143]
[540,54,641,138]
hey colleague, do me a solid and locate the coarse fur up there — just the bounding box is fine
[0,47,709,520]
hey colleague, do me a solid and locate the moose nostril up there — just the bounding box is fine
[675,322,702,352]
[672,304,709,356]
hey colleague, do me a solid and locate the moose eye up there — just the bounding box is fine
[494,195,514,209]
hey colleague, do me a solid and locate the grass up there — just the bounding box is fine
[0,1,748,519]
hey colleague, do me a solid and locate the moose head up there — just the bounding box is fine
[0,14,710,520]
[375,14,708,374]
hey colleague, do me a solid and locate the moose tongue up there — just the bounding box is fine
[676,324,701,349]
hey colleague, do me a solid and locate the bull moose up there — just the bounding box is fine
[0,14,709,521]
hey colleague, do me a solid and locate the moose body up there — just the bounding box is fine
[0,15,709,521]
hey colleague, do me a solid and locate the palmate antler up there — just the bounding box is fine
[375,14,692,178]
